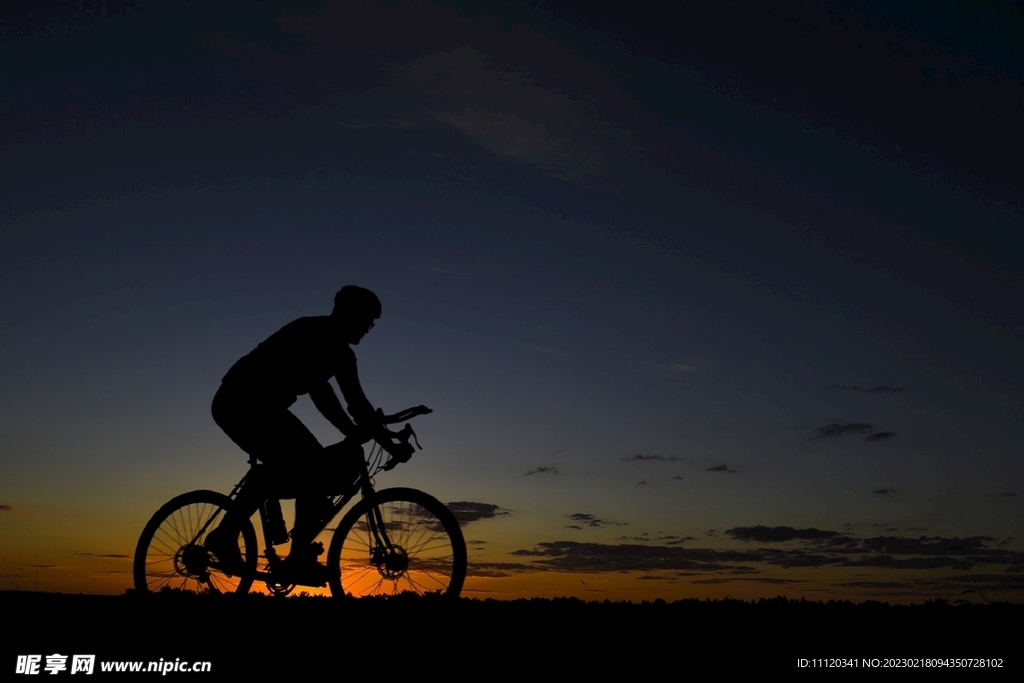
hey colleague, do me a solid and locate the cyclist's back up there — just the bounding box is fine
[219,315,370,416]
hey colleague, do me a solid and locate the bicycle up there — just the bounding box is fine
[133,405,467,598]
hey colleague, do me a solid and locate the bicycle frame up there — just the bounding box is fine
[223,427,414,589]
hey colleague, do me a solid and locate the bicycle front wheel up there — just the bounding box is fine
[133,490,257,595]
[327,488,466,598]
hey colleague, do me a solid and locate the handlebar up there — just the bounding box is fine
[363,405,432,471]
[379,405,433,425]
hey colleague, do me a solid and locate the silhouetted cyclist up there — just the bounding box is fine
[206,285,394,585]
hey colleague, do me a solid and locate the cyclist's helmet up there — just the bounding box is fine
[333,285,382,319]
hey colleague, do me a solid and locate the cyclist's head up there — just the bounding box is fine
[332,285,381,344]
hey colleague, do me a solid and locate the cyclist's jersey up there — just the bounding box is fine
[221,315,375,422]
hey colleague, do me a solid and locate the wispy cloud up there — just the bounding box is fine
[330,118,417,130]
[648,361,700,376]
[622,454,679,462]
[411,47,611,183]
[415,264,474,276]
[706,464,738,473]
[664,362,699,374]
[830,385,905,394]
[528,346,573,357]
[811,422,873,439]
[657,535,696,545]
[446,502,511,525]
[872,488,898,495]
[727,526,841,543]
[465,561,536,578]
[509,531,1021,574]
[865,431,896,442]
[567,513,626,529]
[525,466,560,475]
[0,504,13,512]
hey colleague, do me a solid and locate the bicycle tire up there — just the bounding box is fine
[327,487,467,598]
[133,490,258,595]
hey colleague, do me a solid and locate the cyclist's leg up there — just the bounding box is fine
[212,383,328,542]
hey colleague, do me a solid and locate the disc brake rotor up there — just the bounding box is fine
[371,545,409,580]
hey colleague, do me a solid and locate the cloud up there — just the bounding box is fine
[622,454,679,462]
[465,561,535,578]
[411,47,611,183]
[416,263,475,276]
[567,513,626,529]
[445,501,511,525]
[507,530,1021,575]
[811,422,873,439]
[0,504,12,512]
[829,385,905,393]
[837,580,913,589]
[654,362,700,376]
[510,541,762,572]
[637,480,647,486]
[525,466,560,475]
[330,118,416,131]
[865,432,896,442]
[529,346,562,355]
[672,475,685,480]
[727,526,841,543]
[872,487,898,495]
[706,464,738,473]
[657,535,696,545]
[837,555,976,570]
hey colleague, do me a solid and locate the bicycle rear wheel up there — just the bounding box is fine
[134,490,257,594]
[327,487,466,598]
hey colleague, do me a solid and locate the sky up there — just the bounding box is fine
[1,0,1022,603]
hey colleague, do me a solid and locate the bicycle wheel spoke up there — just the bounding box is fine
[135,491,256,596]
[330,490,465,599]
[401,573,427,594]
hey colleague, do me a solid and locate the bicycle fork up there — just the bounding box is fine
[357,465,404,575]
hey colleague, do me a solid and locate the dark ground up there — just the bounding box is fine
[3,591,1017,676]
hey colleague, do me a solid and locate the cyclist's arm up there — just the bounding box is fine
[334,349,377,427]
[333,354,401,451]
[309,381,358,437]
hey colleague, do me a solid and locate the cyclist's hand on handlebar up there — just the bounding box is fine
[380,423,420,467]
[380,437,414,471]
[387,440,415,462]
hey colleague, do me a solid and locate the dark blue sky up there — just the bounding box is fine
[2,0,1022,600]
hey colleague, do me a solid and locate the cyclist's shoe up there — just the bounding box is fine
[205,526,245,575]
[281,543,328,587]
